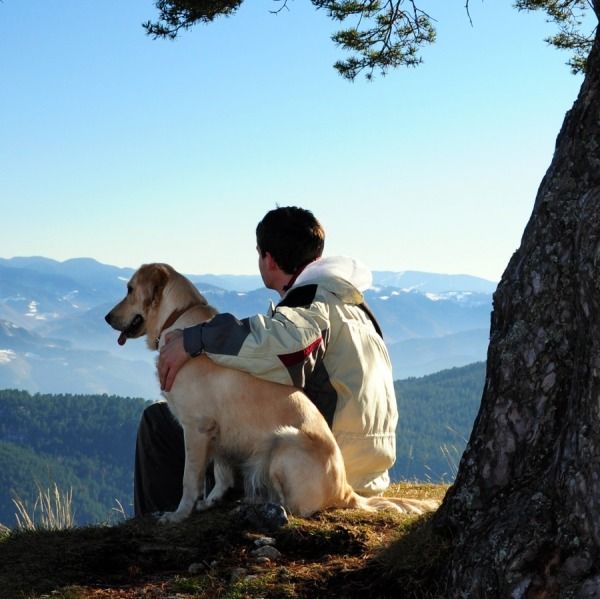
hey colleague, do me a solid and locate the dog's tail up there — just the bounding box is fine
[343,489,440,515]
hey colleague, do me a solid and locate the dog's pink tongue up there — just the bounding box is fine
[118,332,127,346]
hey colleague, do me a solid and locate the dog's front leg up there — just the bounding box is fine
[159,417,217,524]
[196,458,235,511]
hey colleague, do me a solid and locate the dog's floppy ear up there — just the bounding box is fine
[139,263,170,309]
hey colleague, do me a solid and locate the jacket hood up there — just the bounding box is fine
[291,256,372,303]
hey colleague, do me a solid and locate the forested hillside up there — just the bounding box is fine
[0,362,485,527]
[392,361,485,482]
[0,390,148,526]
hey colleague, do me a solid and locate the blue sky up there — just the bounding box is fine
[0,1,587,281]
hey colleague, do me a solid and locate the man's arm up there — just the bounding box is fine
[159,307,328,392]
[159,313,251,391]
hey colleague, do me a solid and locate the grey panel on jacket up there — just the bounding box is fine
[183,313,251,357]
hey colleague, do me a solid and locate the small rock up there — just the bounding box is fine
[251,545,282,560]
[235,502,288,531]
[254,556,272,565]
[254,536,276,547]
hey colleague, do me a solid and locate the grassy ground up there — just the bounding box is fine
[0,483,449,599]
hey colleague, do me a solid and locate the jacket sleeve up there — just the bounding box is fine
[182,305,329,387]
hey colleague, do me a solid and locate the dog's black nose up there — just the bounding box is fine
[105,313,112,324]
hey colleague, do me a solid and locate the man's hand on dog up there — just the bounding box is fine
[159,329,191,392]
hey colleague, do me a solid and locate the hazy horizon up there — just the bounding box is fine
[0,254,500,283]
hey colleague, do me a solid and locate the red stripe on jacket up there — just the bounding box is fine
[277,337,323,367]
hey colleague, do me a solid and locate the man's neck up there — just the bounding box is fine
[279,262,315,296]
[275,274,293,298]
[268,259,317,297]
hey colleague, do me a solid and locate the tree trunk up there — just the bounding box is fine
[435,19,600,599]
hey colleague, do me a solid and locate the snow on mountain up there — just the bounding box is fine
[0,257,494,398]
[372,270,497,294]
[0,350,16,364]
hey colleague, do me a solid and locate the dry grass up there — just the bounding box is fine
[12,483,75,532]
[0,483,450,599]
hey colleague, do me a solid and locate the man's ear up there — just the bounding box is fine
[265,252,280,272]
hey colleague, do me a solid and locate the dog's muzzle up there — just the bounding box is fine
[105,313,145,346]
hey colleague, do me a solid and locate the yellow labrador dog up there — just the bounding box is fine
[106,263,438,523]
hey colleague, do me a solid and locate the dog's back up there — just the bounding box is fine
[169,354,350,513]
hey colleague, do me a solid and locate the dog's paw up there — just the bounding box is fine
[195,499,211,512]
[196,494,223,512]
[158,510,188,524]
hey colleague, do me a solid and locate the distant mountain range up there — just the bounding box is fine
[0,257,496,398]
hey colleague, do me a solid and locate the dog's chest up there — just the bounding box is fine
[213,426,266,464]
[215,445,248,467]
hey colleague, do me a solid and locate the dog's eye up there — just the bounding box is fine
[127,285,133,295]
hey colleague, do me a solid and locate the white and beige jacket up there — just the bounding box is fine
[183,256,398,495]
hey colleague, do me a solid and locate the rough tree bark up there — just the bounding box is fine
[435,6,600,598]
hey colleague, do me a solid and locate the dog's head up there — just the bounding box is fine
[105,263,171,346]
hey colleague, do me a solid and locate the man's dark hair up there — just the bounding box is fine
[256,206,325,274]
